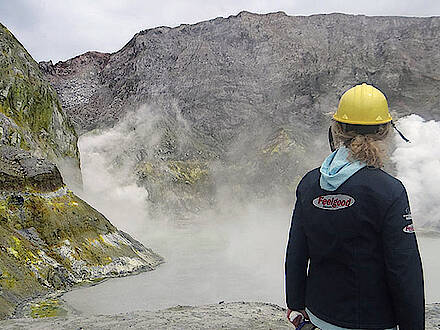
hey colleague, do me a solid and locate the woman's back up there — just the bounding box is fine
[285,83,424,330]
[291,166,423,328]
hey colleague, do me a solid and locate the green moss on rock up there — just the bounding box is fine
[0,187,162,319]
[30,299,67,318]
[0,148,162,320]
[136,159,215,217]
[0,22,80,174]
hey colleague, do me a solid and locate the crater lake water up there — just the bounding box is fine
[62,216,440,315]
[64,115,440,315]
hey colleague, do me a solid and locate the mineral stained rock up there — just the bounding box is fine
[0,20,166,321]
[0,146,163,319]
[0,145,63,192]
[0,22,81,187]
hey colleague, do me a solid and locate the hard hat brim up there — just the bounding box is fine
[333,114,392,125]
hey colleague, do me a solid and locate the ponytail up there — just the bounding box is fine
[331,121,391,168]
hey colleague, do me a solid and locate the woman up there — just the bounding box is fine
[285,83,424,330]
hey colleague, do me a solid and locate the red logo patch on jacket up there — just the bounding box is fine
[403,223,415,234]
[312,194,355,210]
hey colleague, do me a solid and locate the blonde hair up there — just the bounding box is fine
[331,121,391,168]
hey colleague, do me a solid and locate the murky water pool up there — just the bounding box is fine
[63,215,440,315]
[66,122,440,315]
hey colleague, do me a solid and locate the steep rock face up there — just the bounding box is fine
[42,12,440,216]
[0,23,163,319]
[0,146,63,192]
[0,23,81,187]
[0,146,163,319]
[43,12,440,134]
[39,52,111,134]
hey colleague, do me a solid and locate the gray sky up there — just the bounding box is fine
[1,0,439,63]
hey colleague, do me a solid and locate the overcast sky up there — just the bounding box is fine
[1,0,439,63]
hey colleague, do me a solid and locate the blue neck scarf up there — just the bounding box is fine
[320,147,366,191]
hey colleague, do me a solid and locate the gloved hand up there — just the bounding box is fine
[286,308,309,328]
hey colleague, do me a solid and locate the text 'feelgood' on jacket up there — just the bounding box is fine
[312,194,355,210]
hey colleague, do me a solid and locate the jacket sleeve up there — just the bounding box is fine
[285,188,309,310]
[382,187,425,330]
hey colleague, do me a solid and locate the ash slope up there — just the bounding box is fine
[1,302,440,329]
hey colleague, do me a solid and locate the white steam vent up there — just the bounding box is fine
[392,114,440,231]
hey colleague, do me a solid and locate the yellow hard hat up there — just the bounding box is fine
[333,83,392,125]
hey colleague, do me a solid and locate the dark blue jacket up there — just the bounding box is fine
[285,167,424,329]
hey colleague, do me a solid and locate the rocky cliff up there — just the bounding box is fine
[41,12,440,217]
[0,23,82,187]
[0,146,163,319]
[0,24,163,319]
[42,12,440,134]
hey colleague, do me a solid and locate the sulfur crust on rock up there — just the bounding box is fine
[0,185,163,319]
[30,299,67,318]
[0,146,163,319]
[0,186,163,319]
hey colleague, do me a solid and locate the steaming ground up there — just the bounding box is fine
[62,114,440,315]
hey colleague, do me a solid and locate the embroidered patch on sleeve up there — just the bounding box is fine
[403,207,412,221]
[403,223,415,233]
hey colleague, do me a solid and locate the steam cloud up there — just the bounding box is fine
[391,114,440,231]
[65,111,440,312]
[74,106,159,236]
[65,104,294,312]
